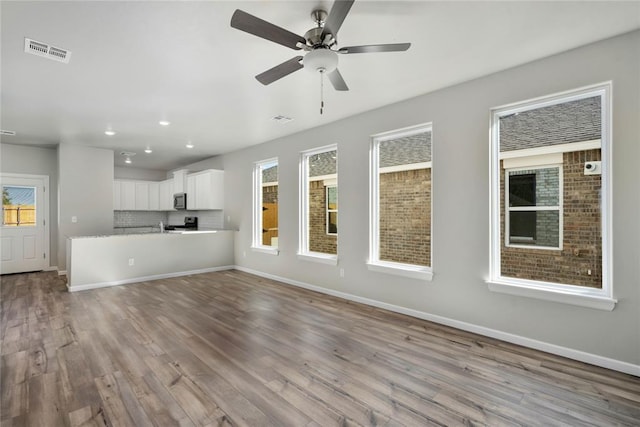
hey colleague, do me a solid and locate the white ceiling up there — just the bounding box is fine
[2,1,639,171]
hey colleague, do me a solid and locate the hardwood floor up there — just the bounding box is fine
[1,271,639,426]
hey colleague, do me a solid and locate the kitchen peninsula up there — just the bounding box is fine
[66,230,234,291]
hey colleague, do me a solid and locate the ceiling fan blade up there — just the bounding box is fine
[256,56,304,85]
[327,69,349,91]
[321,0,355,39]
[231,9,306,50]
[338,43,411,54]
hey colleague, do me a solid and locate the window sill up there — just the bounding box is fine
[297,252,338,266]
[487,278,616,311]
[251,246,279,256]
[367,261,433,281]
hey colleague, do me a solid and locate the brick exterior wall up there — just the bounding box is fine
[308,180,337,254]
[500,149,602,288]
[262,185,278,246]
[379,168,431,267]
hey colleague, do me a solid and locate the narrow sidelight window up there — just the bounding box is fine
[369,123,433,279]
[299,145,338,260]
[252,158,279,252]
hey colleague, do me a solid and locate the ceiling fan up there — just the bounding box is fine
[230,0,411,93]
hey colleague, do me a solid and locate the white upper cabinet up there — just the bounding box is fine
[148,182,160,211]
[159,179,175,211]
[113,181,122,210]
[135,182,149,210]
[186,169,224,210]
[120,181,136,210]
[113,170,223,211]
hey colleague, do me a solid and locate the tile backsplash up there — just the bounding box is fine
[115,210,224,229]
[168,210,224,228]
[114,211,167,228]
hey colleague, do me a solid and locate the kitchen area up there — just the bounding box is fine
[66,166,236,291]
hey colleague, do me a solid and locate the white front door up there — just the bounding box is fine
[1,175,47,274]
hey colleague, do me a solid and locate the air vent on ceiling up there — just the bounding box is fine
[272,115,293,124]
[24,38,71,64]
[0,130,16,136]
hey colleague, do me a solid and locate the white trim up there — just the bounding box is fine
[309,173,337,182]
[487,279,616,311]
[67,265,234,292]
[500,139,601,160]
[43,265,58,272]
[297,252,338,266]
[252,158,278,251]
[370,123,433,270]
[251,246,279,256]
[262,181,278,187]
[504,164,563,250]
[367,261,433,281]
[379,161,432,174]
[371,122,434,141]
[502,153,562,169]
[234,266,638,377]
[490,82,612,302]
[325,184,338,236]
[299,144,338,259]
[1,173,50,271]
[58,270,67,276]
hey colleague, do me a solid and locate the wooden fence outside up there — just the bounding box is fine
[3,205,36,226]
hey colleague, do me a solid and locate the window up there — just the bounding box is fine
[368,123,433,280]
[489,83,614,310]
[252,159,279,255]
[506,165,562,248]
[299,145,338,264]
[326,186,337,235]
[2,186,36,227]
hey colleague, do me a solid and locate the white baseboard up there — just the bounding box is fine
[68,265,235,292]
[57,270,67,276]
[234,266,640,377]
[43,266,58,272]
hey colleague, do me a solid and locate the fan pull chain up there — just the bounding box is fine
[320,71,325,115]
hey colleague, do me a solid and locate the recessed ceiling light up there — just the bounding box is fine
[185,142,194,149]
[144,147,152,154]
[105,130,116,136]
[159,120,170,126]
[0,129,16,136]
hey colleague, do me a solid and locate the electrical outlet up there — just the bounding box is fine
[340,268,345,278]
[71,216,78,223]
[243,251,246,258]
[128,258,135,266]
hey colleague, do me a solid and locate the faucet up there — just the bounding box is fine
[159,221,164,233]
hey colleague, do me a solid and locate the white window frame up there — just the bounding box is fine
[505,163,563,250]
[489,82,615,311]
[325,185,337,236]
[251,158,279,255]
[298,144,338,265]
[368,123,433,281]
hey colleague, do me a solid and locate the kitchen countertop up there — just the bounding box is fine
[69,228,236,239]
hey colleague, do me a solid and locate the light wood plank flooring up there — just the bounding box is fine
[1,270,639,426]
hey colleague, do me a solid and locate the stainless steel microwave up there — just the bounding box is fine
[173,193,187,210]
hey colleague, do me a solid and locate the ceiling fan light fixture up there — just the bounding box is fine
[303,49,338,73]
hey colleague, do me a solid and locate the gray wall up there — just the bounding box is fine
[58,144,114,271]
[222,31,640,366]
[0,143,59,267]
[114,166,167,181]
